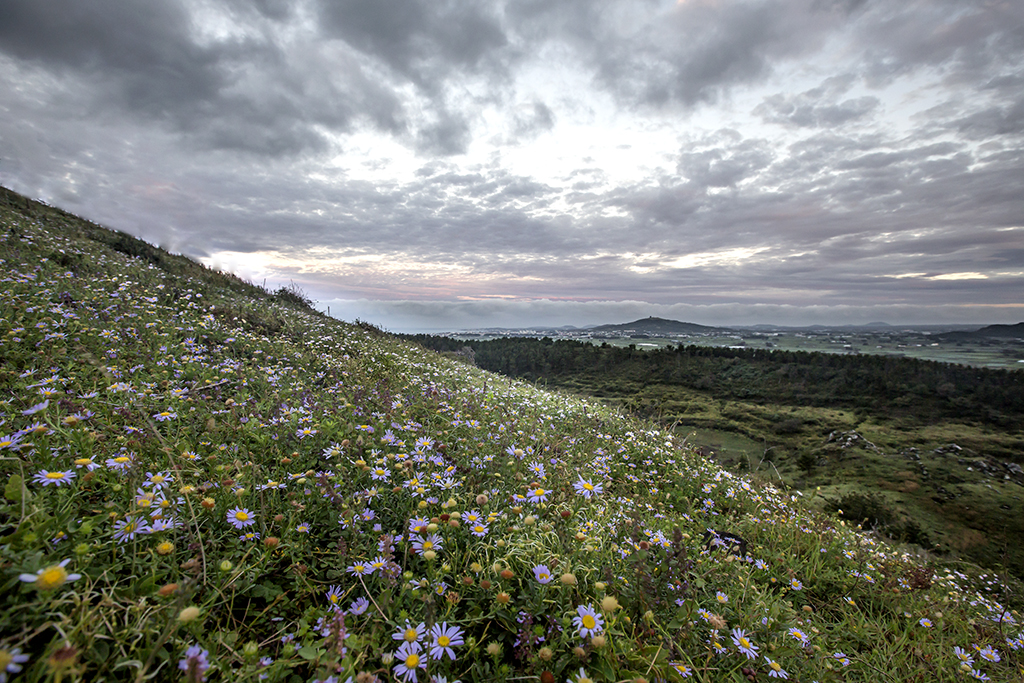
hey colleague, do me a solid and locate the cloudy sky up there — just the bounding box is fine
[1,0,1022,331]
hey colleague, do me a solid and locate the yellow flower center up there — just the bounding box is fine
[37,565,69,590]
[0,651,12,669]
[584,482,594,490]
[739,638,751,648]
[235,511,249,521]
[404,629,418,642]
[114,457,130,464]
[46,472,66,480]
[438,636,450,647]
[421,540,433,551]
[582,615,596,629]
[151,475,165,484]
[405,653,420,668]
[535,488,545,496]
[770,661,781,672]
[137,498,152,508]
[74,458,92,466]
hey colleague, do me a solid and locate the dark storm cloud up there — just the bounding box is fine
[2,0,1023,331]
[314,0,509,88]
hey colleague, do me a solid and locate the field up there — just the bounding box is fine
[2,186,1023,683]
[551,333,1024,371]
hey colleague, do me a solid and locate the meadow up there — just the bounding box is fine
[1,186,1023,682]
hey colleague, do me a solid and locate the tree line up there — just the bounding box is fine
[399,335,1024,428]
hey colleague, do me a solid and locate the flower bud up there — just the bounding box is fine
[178,606,201,622]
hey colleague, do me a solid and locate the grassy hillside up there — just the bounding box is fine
[1,186,1022,682]
[405,335,1024,581]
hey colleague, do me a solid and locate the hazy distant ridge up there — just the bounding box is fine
[587,316,721,335]
[937,321,1024,340]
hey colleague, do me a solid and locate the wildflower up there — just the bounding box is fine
[764,656,789,679]
[240,532,260,542]
[832,652,850,666]
[22,399,49,416]
[393,641,425,682]
[787,627,808,646]
[429,622,465,660]
[953,646,974,665]
[789,578,803,591]
[226,507,255,529]
[113,515,150,543]
[569,668,593,683]
[573,604,604,639]
[573,476,603,499]
[919,618,933,628]
[295,522,310,534]
[533,564,553,584]
[0,647,30,680]
[326,585,344,607]
[715,591,728,604]
[347,561,371,576]
[411,534,442,555]
[18,559,81,591]
[178,644,210,681]
[33,469,76,487]
[970,670,989,681]
[73,457,99,471]
[393,621,426,644]
[977,645,1000,663]
[670,662,693,677]
[731,628,759,659]
[105,454,135,471]
[527,487,548,504]
[152,410,177,422]
[349,597,370,616]
[144,471,172,490]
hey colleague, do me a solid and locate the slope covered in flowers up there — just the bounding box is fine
[0,190,1021,682]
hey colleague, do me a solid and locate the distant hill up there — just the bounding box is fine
[936,322,1024,340]
[588,316,722,336]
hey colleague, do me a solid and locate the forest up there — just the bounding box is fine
[401,335,1024,432]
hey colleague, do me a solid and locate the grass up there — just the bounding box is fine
[1,186,1023,682]
[537,372,1024,581]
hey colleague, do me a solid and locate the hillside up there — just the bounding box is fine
[1,186,1022,682]
[938,323,1024,341]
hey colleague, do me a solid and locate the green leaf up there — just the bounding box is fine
[298,645,320,661]
[4,474,26,502]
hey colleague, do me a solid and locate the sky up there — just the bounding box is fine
[1,0,1023,332]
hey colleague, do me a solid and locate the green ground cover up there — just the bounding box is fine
[2,187,1023,682]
